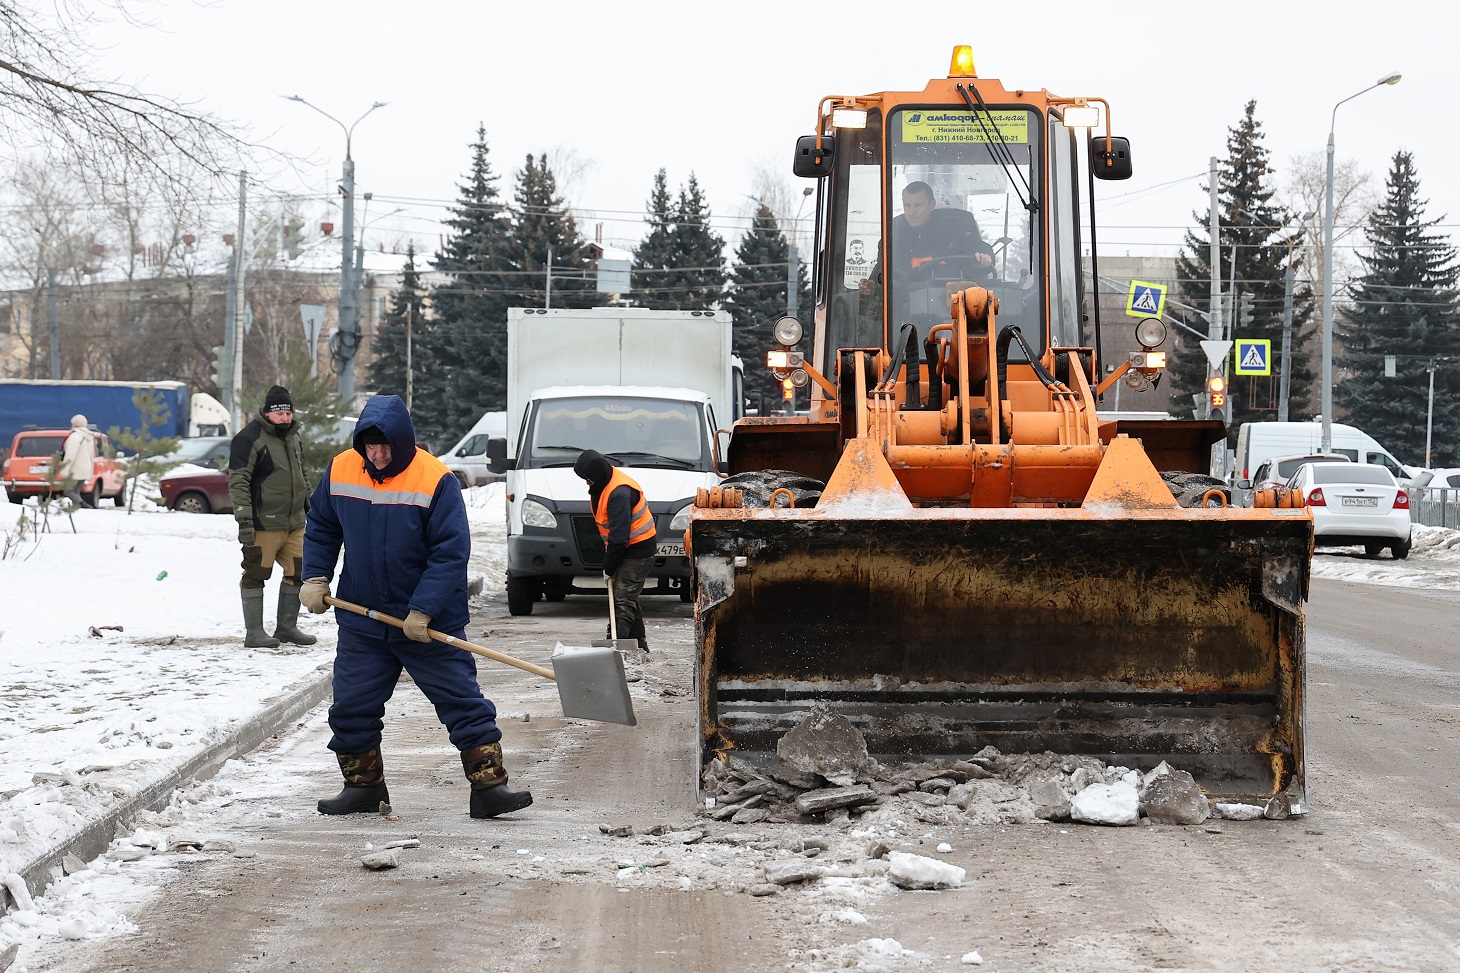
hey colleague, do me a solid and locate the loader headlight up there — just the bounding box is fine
[831,107,868,129]
[669,505,693,532]
[789,367,809,388]
[1123,370,1151,391]
[521,498,557,529]
[1134,317,1168,349]
[773,316,804,346]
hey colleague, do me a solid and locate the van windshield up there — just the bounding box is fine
[521,396,709,471]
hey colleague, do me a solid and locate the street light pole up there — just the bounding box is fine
[1321,71,1400,451]
[282,96,387,402]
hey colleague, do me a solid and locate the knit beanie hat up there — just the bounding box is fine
[263,385,293,413]
[71,414,88,428]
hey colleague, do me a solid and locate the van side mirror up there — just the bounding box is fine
[1237,479,1252,490]
[486,437,510,473]
[455,447,468,457]
[1090,135,1133,181]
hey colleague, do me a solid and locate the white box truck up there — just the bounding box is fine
[488,307,741,615]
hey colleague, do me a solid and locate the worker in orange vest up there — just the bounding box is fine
[573,449,654,651]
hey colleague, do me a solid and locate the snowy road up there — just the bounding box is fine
[6,494,1460,971]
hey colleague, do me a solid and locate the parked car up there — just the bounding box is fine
[1240,452,1352,500]
[438,411,507,487]
[1285,461,1412,559]
[1,428,127,506]
[1417,468,1460,490]
[158,437,232,514]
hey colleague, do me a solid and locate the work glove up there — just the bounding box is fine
[403,609,432,643]
[300,577,331,614]
[237,521,255,546]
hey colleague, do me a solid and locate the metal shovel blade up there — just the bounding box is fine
[551,642,637,726]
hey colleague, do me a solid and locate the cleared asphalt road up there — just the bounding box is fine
[32,573,1460,973]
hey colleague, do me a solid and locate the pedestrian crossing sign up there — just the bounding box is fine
[1234,338,1272,376]
[1124,280,1167,318]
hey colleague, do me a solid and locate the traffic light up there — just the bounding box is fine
[209,345,227,386]
[282,217,306,260]
[1207,374,1226,409]
[1238,292,1255,329]
[781,377,795,401]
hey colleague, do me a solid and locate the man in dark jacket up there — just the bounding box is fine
[573,449,655,651]
[299,394,531,820]
[228,385,315,648]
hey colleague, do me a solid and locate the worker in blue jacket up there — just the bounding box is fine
[299,394,531,820]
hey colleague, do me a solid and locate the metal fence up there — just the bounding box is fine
[1412,488,1460,529]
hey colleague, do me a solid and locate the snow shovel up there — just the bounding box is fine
[325,596,636,726]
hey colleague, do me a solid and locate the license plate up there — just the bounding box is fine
[656,541,686,557]
[29,465,46,474]
[1341,496,1378,507]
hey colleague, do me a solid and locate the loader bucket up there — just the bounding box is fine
[692,506,1311,809]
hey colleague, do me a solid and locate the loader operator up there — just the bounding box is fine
[300,394,533,820]
[573,449,654,651]
[859,182,994,325]
[890,181,993,283]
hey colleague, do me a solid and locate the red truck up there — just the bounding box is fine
[2,428,128,506]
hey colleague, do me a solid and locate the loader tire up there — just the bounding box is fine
[718,470,825,509]
[1160,471,1231,509]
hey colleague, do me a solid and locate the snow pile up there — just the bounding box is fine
[462,483,507,591]
[886,851,965,890]
[1309,524,1460,590]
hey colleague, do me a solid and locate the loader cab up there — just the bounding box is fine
[808,92,1095,388]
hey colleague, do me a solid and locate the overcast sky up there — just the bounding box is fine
[84,0,1456,270]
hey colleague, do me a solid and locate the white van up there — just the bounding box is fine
[439,411,507,487]
[1233,421,1417,505]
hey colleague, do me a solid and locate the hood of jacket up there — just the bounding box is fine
[354,394,416,481]
[573,448,615,507]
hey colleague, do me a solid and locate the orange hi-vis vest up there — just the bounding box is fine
[594,468,656,546]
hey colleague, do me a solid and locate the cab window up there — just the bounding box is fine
[886,106,1042,353]
[821,109,885,377]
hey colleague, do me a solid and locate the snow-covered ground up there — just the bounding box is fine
[1,487,1456,970]
[1308,524,1460,590]
[0,494,335,955]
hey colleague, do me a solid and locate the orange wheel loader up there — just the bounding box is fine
[690,48,1313,811]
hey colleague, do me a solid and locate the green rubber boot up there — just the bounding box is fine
[242,588,280,648]
[273,584,317,646]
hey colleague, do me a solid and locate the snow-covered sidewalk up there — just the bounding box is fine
[1308,523,1460,590]
[0,500,334,889]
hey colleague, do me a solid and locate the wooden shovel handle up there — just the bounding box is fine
[324,595,556,681]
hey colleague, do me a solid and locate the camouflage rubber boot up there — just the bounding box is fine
[462,742,533,819]
[273,585,318,646]
[242,588,280,649]
[318,749,390,815]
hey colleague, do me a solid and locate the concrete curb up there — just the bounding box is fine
[8,665,333,907]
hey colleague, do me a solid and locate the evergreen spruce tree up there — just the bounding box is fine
[630,169,677,309]
[503,154,593,309]
[366,244,427,399]
[723,203,810,409]
[1334,151,1460,466]
[1169,101,1313,424]
[423,124,513,450]
[668,174,726,310]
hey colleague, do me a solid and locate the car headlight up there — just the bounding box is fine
[521,498,557,528]
[669,506,693,532]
